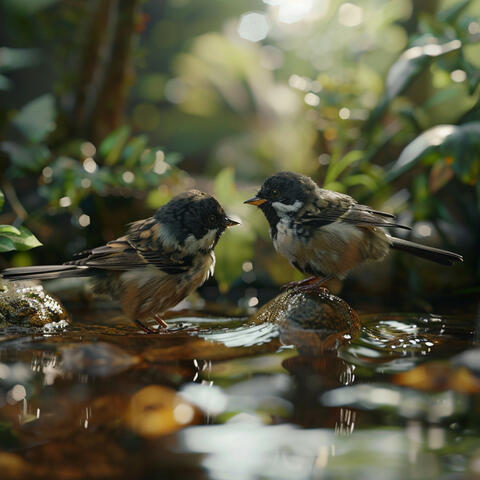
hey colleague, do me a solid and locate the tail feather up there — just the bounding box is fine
[1,265,92,281]
[388,236,463,266]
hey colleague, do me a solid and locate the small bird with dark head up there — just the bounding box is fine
[245,172,463,290]
[2,190,238,332]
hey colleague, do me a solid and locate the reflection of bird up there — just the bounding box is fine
[245,171,463,290]
[2,190,238,332]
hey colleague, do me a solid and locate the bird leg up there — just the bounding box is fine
[295,275,334,294]
[154,314,168,329]
[134,314,168,334]
[282,276,319,291]
[135,319,158,334]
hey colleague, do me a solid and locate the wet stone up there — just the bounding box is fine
[253,288,361,352]
[0,282,68,327]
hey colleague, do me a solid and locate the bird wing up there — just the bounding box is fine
[69,218,192,274]
[298,190,410,230]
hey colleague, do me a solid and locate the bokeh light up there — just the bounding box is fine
[237,12,270,42]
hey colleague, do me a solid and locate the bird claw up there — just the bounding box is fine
[296,282,330,295]
[283,276,332,295]
[135,315,168,334]
[282,276,318,291]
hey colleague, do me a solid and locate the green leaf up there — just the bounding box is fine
[324,150,363,186]
[342,174,378,191]
[0,190,4,211]
[12,226,42,251]
[3,0,58,14]
[123,135,148,168]
[0,75,11,90]
[12,94,56,143]
[387,122,480,184]
[0,236,16,252]
[165,152,182,166]
[366,40,462,130]
[0,225,21,236]
[0,226,42,251]
[0,47,40,72]
[1,142,50,173]
[99,126,131,165]
[437,0,472,23]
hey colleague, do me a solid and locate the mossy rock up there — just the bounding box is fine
[253,287,360,353]
[0,282,68,327]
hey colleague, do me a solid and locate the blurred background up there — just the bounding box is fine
[0,0,479,310]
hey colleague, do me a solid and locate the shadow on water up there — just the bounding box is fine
[0,285,479,479]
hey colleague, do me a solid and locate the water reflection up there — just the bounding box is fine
[0,289,478,478]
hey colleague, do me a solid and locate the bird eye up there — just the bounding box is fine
[208,214,216,224]
[271,189,279,197]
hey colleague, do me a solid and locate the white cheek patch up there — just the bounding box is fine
[272,200,303,216]
[183,229,217,254]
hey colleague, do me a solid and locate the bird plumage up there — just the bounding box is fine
[245,171,462,282]
[2,190,238,331]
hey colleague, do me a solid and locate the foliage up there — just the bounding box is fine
[0,190,41,253]
[0,0,478,293]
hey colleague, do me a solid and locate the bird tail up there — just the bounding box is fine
[1,265,92,281]
[388,236,463,266]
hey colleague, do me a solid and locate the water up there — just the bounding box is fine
[0,288,479,479]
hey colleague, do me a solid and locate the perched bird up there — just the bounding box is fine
[2,190,238,332]
[244,172,463,290]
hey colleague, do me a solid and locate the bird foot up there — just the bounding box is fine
[296,282,330,295]
[282,276,318,291]
[135,315,168,334]
[283,276,333,295]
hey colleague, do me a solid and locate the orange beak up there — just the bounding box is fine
[244,196,267,206]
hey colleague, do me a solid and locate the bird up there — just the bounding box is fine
[2,190,239,332]
[244,171,463,291]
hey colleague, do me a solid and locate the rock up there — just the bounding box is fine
[253,287,360,353]
[0,282,68,327]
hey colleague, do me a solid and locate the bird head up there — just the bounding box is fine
[244,172,317,225]
[156,190,239,251]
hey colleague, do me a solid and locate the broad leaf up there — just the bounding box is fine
[99,126,131,165]
[0,225,21,235]
[0,47,40,72]
[387,122,480,184]
[366,40,462,129]
[0,74,11,90]
[0,236,16,252]
[12,94,56,143]
[123,135,148,168]
[0,190,4,211]
[1,142,50,173]
[324,150,363,187]
[437,0,472,23]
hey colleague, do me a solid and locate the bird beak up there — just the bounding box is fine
[225,217,240,227]
[244,196,267,206]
